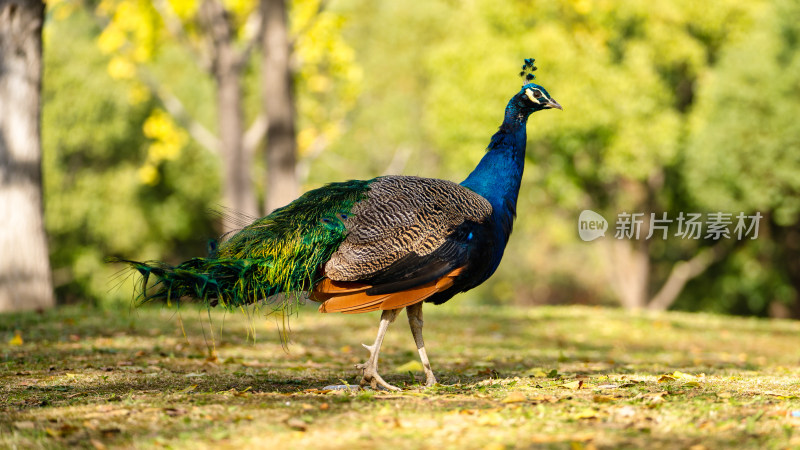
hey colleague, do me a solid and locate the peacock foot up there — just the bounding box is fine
[356,363,401,391]
[424,373,437,388]
[355,343,401,391]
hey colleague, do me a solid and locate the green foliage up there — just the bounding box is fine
[42,11,218,306]
[680,0,800,314]
[686,0,800,223]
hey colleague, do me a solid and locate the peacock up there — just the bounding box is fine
[125,58,562,390]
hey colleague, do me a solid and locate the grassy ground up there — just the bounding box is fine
[1,302,800,449]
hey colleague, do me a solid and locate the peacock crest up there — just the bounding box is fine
[519,57,537,84]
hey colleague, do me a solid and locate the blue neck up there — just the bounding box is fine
[461,103,531,222]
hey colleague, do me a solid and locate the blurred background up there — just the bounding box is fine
[2,0,799,317]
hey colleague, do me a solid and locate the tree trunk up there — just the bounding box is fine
[262,0,298,213]
[200,0,258,232]
[604,238,650,310]
[0,0,54,312]
[217,65,258,228]
[648,246,716,311]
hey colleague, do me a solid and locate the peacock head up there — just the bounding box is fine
[514,58,562,112]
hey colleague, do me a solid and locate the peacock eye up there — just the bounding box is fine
[533,90,543,99]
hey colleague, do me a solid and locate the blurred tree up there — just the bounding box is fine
[95,0,264,230]
[42,9,218,306]
[93,0,360,228]
[0,0,54,312]
[683,0,800,316]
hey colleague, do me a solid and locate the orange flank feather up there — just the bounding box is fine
[311,267,465,314]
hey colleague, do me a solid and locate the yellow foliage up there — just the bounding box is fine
[223,0,257,23]
[107,56,136,80]
[167,0,200,21]
[139,109,188,184]
[96,0,161,63]
[571,0,593,15]
[296,128,316,156]
[97,25,126,54]
[8,331,23,346]
[127,82,150,105]
[48,0,76,21]
[138,164,160,185]
[292,1,361,175]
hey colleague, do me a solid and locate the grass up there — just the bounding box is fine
[1,302,800,449]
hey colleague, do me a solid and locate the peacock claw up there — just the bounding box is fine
[355,341,401,391]
[357,366,401,391]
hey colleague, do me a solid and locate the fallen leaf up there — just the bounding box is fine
[100,428,121,438]
[614,405,636,417]
[13,421,35,430]
[596,384,619,389]
[394,360,424,373]
[592,395,615,403]
[177,384,198,394]
[526,369,548,378]
[44,424,79,437]
[8,331,23,346]
[672,371,698,380]
[561,380,584,390]
[286,418,307,431]
[531,433,593,444]
[164,407,187,416]
[529,395,558,404]
[657,375,676,383]
[320,403,330,410]
[233,387,252,397]
[640,392,668,406]
[573,409,598,420]
[90,439,107,450]
[476,411,502,426]
[501,392,527,404]
[572,442,598,450]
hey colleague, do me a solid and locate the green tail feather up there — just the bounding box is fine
[121,179,375,315]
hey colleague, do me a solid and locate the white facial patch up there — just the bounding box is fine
[525,88,541,104]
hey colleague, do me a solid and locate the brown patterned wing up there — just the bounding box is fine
[311,176,491,313]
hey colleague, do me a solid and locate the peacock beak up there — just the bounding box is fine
[546,98,563,110]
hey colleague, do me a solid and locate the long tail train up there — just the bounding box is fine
[115,257,290,310]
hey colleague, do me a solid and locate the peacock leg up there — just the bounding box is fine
[356,308,401,391]
[406,302,437,387]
